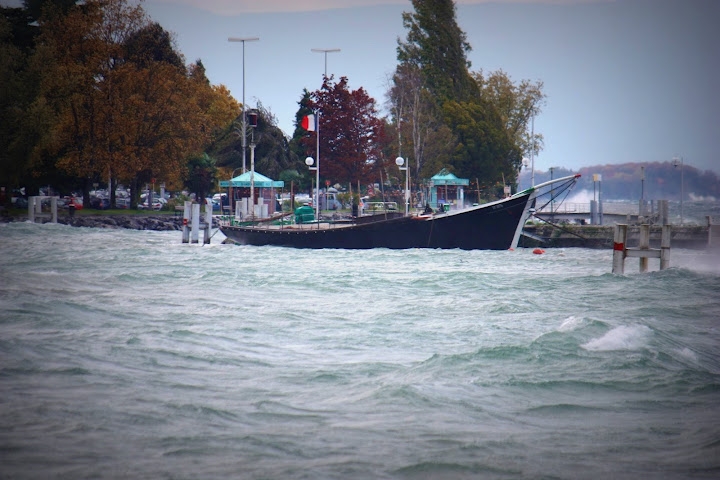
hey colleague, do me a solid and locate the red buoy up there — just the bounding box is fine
[532,248,545,255]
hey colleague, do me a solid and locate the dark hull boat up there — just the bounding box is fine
[220,174,580,250]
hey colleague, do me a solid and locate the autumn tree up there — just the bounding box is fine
[301,76,386,190]
[25,0,239,207]
[30,0,115,206]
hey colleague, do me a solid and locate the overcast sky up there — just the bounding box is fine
[3,0,718,174]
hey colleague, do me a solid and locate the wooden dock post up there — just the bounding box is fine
[181,201,191,243]
[191,203,200,243]
[638,224,650,272]
[181,200,213,244]
[27,196,58,224]
[203,201,212,244]
[660,224,671,270]
[708,216,720,248]
[612,224,671,274]
[612,224,627,274]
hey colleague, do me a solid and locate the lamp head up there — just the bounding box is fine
[305,157,315,167]
[395,157,404,167]
[522,157,529,168]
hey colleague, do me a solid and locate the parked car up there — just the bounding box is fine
[67,196,83,210]
[138,199,163,210]
[12,196,28,208]
[89,196,110,210]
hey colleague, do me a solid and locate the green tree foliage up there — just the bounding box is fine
[184,153,216,202]
[391,0,544,197]
[443,99,520,193]
[397,0,477,103]
[207,103,295,184]
[0,15,31,199]
[302,76,386,188]
[473,69,545,161]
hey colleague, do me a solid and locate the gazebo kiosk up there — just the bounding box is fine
[219,171,284,219]
[428,169,469,210]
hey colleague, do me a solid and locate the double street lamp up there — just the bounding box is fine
[228,36,259,175]
[311,48,341,77]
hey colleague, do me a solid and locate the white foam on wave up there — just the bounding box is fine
[557,316,583,332]
[582,325,652,351]
[675,347,699,363]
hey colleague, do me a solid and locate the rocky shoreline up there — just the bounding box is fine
[1,213,211,231]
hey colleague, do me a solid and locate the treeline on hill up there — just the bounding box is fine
[2,0,545,208]
[520,162,720,201]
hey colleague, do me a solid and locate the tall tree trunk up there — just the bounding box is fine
[130,176,138,209]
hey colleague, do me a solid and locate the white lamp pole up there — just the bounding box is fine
[228,36,259,174]
[396,156,408,215]
[311,48,341,77]
[250,127,256,218]
[305,156,319,222]
[673,156,684,224]
[229,167,242,216]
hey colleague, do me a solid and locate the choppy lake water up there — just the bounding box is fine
[1,222,719,479]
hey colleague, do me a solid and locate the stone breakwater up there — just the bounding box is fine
[2,214,220,231]
[519,224,712,249]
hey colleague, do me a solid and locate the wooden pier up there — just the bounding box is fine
[27,196,58,224]
[181,201,213,244]
[612,224,671,274]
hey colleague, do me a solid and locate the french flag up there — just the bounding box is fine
[301,114,316,132]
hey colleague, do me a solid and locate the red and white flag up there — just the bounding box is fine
[301,114,315,132]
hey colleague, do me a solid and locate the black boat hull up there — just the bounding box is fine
[220,191,533,250]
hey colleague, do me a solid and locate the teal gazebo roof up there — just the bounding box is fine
[430,169,469,186]
[219,171,284,188]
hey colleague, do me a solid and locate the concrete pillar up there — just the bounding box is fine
[191,203,200,243]
[182,201,191,243]
[51,197,57,223]
[612,224,627,274]
[639,224,650,273]
[203,202,212,244]
[660,225,671,270]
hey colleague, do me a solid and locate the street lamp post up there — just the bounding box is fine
[249,118,257,218]
[673,156,684,224]
[305,156,318,222]
[229,167,242,216]
[228,36,259,175]
[311,48,341,77]
[395,157,409,215]
[640,165,645,217]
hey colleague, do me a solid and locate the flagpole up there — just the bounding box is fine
[315,112,320,222]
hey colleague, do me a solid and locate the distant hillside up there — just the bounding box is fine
[518,162,720,201]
